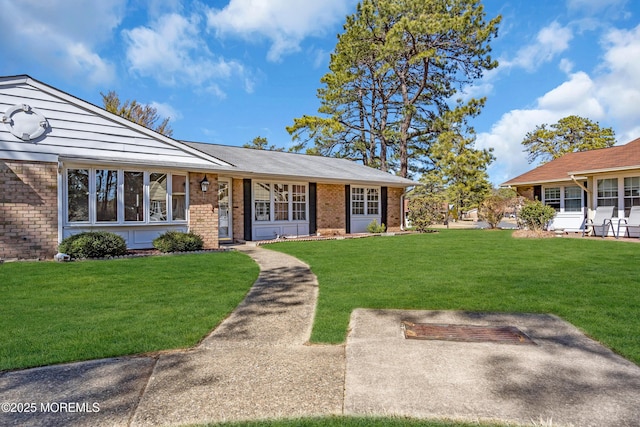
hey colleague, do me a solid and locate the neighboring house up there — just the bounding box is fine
[502,138,640,235]
[0,75,415,260]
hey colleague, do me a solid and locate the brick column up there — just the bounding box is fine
[188,173,219,249]
[386,187,404,232]
[0,160,58,260]
[316,184,346,236]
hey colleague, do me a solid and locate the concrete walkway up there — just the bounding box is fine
[2,244,640,427]
[0,245,345,427]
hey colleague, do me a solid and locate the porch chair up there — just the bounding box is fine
[617,205,640,239]
[582,205,615,238]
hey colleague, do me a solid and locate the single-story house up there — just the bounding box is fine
[0,75,415,260]
[502,137,640,236]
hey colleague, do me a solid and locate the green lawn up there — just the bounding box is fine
[267,230,640,365]
[203,416,507,427]
[0,251,259,371]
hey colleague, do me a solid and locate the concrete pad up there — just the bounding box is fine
[345,309,640,427]
[0,357,155,427]
[132,343,344,426]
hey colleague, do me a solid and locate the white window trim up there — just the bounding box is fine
[64,167,189,226]
[351,186,381,216]
[252,181,309,224]
[542,185,584,213]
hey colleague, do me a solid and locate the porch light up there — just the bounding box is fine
[200,175,210,192]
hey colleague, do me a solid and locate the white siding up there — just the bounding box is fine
[0,81,226,169]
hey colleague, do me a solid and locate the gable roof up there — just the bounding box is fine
[0,75,233,170]
[502,138,640,186]
[183,141,417,187]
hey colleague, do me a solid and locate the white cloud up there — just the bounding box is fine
[537,71,605,117]
[480,22,640,185]
[123,13,251,96]
[150,101,182,122]
[502,22,573,72]
[205,0,357,62]
[595,24,640,127]
[0,0,124,84]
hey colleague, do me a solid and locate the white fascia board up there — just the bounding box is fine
[59,155,236,173]
[0,149,58,163]
[567,165,640,175]
[14,75,232,168]
[502,177,575,187]
[221,170,416,187]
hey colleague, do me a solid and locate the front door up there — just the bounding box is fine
[218,179,231,239]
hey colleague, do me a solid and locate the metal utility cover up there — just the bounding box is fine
[402,321,536,345]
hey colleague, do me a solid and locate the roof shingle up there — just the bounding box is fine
[502,138,640,186]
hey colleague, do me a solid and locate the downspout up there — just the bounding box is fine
[571,175,591,230]
[570,175,589,195]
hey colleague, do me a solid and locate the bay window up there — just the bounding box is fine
[65,168,188,224]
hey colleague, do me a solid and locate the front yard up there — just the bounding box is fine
[2,230,639,372]
[268,230,640,365]
[0,251,259,371]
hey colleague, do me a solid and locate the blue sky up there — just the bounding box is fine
[1,0,639,185]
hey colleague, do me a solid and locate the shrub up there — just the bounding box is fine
[366,219,386,234]
[478,195,508,229]
[408,195,445,232]
[58,231,127,259]
[153,231,204,253]
[519,200,556,231]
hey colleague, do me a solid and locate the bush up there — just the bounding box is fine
[366,219,386,233]
[408,195,445,232]
[58,231,127,259]
[478,195,508,229]
[519,200,556,231]
[153,231,204,253]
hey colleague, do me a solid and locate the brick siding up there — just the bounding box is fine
[386,187,404,232]
[231,179,244,241]
[188,173,219,249]
[0,160,58,260]
[316,183,346,236]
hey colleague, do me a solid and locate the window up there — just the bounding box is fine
[564,186,582,212]
[367,188,379,215]
[352,187,365,215]
[67,169,89,222]
[544,187,560,211]
[254,182,271,221]
[65,169,187,225]
[597,178,618,216]
[352,187,380,215]
[624,177,640,217]
[253,182,307,222]
[124,171,144,222]
[149,173,167,222]
[292,185,306,221]
[95,169,118,222]
[172,175,187,221]
[274,184,289,221]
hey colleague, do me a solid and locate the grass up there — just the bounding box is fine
[200,416,509,427]
[0,251,259,371]
[267,230,640,365]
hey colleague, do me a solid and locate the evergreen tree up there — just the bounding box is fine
[288,0,500,178]
[522,115,616,164]
[101,91,173,137]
